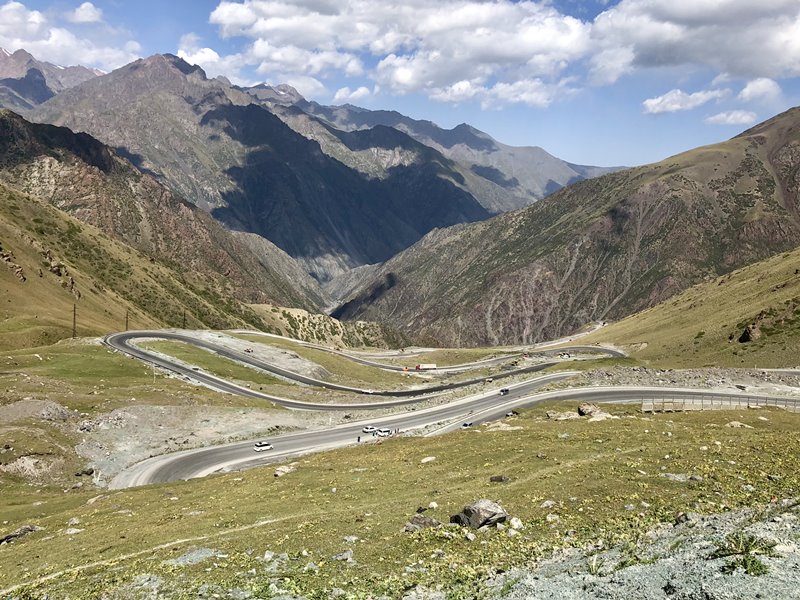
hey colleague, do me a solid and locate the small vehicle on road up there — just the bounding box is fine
[499,388,510,396]
[362,425,377,434]
[253,441,274,452]
[376,428,392,437]
[485,377,493,383]
[461,422,473,429]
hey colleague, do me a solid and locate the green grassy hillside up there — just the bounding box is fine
[0,182,267,349]
[1,403,798,598]
[584,246,800,368]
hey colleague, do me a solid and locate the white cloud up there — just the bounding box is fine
[177,32,250,83]
[591,0,800,82]
[203,0,800,108]
[210,0,591,105]
[281,74,327,98]
[704,110,757,125]
[67,2,102,24]
[642,88,728,114]
[0,0,139,70]
[332,85,370,103]
[738,78,782,103]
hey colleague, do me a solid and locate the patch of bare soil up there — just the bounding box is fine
[567,367,800,397]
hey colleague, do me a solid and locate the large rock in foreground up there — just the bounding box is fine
[450,499,508,529]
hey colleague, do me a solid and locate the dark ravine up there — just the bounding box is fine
[334,106,800,346]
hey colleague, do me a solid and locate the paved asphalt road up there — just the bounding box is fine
[109,371,577,488]
[104,329,796,489]
[103,330,621,405]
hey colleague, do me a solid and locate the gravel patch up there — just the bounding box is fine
[487,502,800,599]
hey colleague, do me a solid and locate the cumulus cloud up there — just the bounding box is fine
[704,110,758,125]
[738,78,782,103]
[332,85,370,103]
[177,32,250,83]
[591,0,800,82]
[202,0,800,108]
[642,88,728,114]
[211,0,590,105]
[281,74,327,98]
[67,2,102,24]
[0,0,139,70]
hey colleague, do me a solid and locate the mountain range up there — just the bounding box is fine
[0,107,331,348]
[333,107,800,345]
[0,47,101,110]
[2,48,799,350]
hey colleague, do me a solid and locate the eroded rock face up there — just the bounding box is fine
[451,499,508,529]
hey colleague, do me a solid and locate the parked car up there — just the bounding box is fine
[499,388,510,396]
[461,422,473,429]
[253,441,273,452]
[376,428,392,437]
[485,377,493,383]
[362,425,377,433]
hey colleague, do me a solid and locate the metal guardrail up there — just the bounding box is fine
[641,392,800,413]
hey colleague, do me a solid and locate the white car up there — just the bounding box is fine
[376,428,392,437]
[362,425,377,434]
[253,441,274,452]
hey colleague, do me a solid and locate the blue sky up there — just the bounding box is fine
[1,0,799,167]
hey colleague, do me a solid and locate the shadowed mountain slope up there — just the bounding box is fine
[32,54,490,281]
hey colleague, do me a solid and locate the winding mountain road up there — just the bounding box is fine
[103,330,620,404]
[104,330,797,489]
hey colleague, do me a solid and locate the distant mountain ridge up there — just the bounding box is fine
[31,54,491,281]
[243,85,621,207]
[333,106,800,346]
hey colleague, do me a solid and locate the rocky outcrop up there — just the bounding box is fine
[450,499,509,529]
[0,524,42,545]
[404,514,442,532]
[0,242,25,282]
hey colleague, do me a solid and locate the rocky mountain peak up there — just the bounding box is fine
[0,47,100,94]
[133,53,208,80]
[242,82,304,106]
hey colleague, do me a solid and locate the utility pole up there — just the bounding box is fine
[72,303,76,338]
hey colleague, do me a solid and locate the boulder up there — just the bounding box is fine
[405,514,442,532]
[451,499,508,529]
[578,403,602,416]
[0,524,42,545]
[489,475,509,483]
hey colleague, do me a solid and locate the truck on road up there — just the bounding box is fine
[415,363,437,370]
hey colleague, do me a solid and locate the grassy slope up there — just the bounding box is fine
[0,182,273,350]
[1,403,798,598]
[584,246,800,368]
